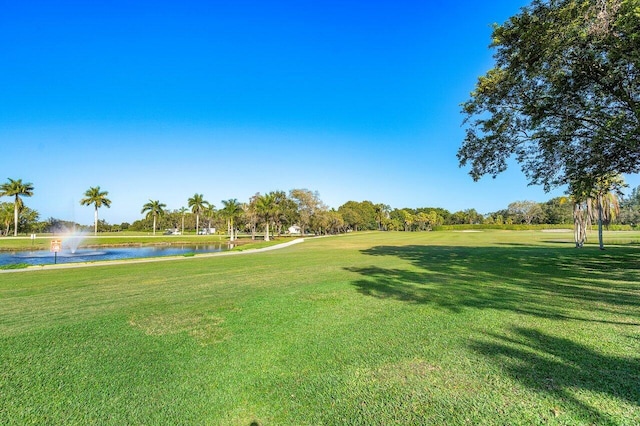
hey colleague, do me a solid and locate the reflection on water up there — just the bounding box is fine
[0,245,228,266]
[13,250,107,259]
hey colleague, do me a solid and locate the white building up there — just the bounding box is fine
[288,225,301,235]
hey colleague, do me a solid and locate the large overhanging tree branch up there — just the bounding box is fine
[459,0,640,191]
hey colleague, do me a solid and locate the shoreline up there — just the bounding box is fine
[0,238,305,273]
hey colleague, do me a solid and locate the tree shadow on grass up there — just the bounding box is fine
[471,327,640,422]
[346,245,640,323]
[347,244,640,420]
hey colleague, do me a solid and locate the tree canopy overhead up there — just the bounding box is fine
[459,0,640,191]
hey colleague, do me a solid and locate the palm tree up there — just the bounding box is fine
[0,178,34,236]
[569,174,624,249]
[203,203,216,234]
[590,174,624,250]
[0,202,13,236]
[221,198,243,241]
[80,186,112,235]
[178,206,188,235]
[141,200,166,236]
[255,192,278,241]
[569,183,592,248]
[188,193,208,235]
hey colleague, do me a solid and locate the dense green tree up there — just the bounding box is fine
[310,209,330,235]
[290,189,325,235]
[160,209,183,232]
[326,209,345,234]
[0,178,34,236]
[278,196,300,233]
[543,197,573,224]
[619,185,640,225]
[625,185,640,207]
[450,209,483,225]
[338,201,377,231]
[414,208,445,227]
[339,201,363,231]
[14,206,39,234]
[80,186,112,235]
[389,209,409,231]
[141,200,166,236]
[399,209,414,231]
[425,207,452,225]
[128,218,151,232]
[41,217,82,233]
[94,219,111,233]
[507,200,545,225]
[0,202,13,236]
[459,0,640,191]
[414,212,431,231]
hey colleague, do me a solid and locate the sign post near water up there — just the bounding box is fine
[50,240,61,264]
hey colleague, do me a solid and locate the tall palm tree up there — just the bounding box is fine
[203,203,216,234]
[178,206,188,235]
[569,174,624,249]
[255,192,278,241]
[141,200,166,236]
[569,183,592,248]
[221,198,243,241]
[80,186,112,235]
[188,193,208,235]
[590,174,624,250]
[0,178,34,236]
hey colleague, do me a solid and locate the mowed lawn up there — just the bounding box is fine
[1,231,639,425]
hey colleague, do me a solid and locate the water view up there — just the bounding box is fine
[0,244,229,267]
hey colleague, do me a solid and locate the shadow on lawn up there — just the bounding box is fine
[346,245,640,323]
[472,327,640,420]
[347,244,640,419]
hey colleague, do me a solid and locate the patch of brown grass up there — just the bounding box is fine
[129,311,230,345]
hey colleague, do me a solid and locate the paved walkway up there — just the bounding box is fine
[0,238,305,273]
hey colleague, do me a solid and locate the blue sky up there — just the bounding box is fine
[2,1,638,225]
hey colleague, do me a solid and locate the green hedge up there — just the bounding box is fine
[432,224,635,231]
[432,224,573,231]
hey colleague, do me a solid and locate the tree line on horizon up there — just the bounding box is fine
[2,178,640,240]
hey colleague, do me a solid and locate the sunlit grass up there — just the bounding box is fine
[1,230,638,424]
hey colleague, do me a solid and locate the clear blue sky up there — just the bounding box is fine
[1,0,638,225]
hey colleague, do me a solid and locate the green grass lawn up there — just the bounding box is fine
[1,230,639,425]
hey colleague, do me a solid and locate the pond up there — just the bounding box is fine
[0,244,230,267]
